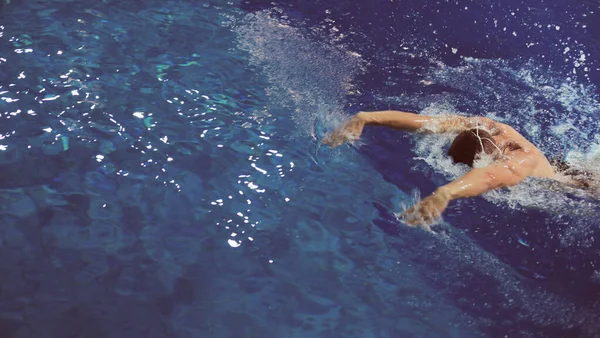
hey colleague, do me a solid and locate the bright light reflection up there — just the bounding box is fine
[0,145,7,151]
[251,163,267,175]
[42,95,60,101]
[227,239,241,248]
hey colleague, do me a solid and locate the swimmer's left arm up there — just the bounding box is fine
[404,153,536,226]
[440,158,532,199]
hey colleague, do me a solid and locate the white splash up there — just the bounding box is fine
[231,10,365,137]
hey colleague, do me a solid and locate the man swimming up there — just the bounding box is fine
[323,110,589,227]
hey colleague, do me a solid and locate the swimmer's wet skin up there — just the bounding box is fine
[323,110,564,227]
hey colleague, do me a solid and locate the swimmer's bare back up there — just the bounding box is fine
[323,110,557,227]
[465,117,557,179]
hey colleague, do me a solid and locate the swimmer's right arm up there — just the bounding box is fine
[355,111,496,133]
[355,111,433,132]
[425,115,498,133]
[324,110,431,147]
[323,111,497,147]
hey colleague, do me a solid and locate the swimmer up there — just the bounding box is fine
[323,110,592,227]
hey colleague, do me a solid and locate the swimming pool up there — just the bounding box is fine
[0,0,598,337]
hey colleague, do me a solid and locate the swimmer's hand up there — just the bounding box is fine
[402,189,451,227]
[323,113,366,148]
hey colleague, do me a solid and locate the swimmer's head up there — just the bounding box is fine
[448,128,498,167]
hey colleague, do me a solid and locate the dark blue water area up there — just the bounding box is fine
[0,0,599,338]
[241,0,600,86]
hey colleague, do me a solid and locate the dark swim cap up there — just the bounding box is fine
[448,128,497,167]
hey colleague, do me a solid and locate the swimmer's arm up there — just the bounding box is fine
[356,111,432,132]
[324,111,499,147]
[436,153,536,201]
[403,152,538,226]
[403,158,532,226]
[324,110,432,147]
[427,116,498,134]
[356,111,496,133]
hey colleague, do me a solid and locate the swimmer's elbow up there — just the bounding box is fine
[496,171,526,189]
[485,168,526,190]
[471,116,494,124]
[483,171,504,191]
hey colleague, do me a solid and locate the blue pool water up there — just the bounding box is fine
[0,0,599,337]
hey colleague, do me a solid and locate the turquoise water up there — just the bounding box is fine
[0,0,599,337]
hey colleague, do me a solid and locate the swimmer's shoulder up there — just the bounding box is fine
[426,115,500,133]
[493,122,537,150]
[458,116,509,136]
[491,120,520,136]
